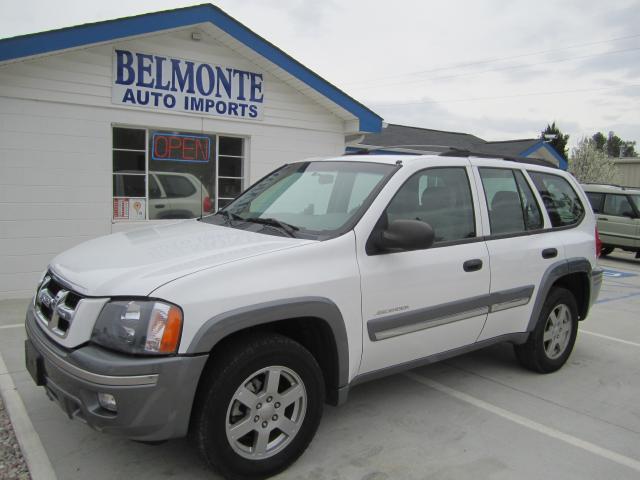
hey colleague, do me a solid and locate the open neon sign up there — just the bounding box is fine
[152,133,210,163]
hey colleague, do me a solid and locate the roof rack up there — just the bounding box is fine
[346,144,451,155]
[347,145,559,169]
[439,148,558,169]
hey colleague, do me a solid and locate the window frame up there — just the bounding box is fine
[526,170,586,229]
[367,166,479,254]
[478,167,544,236]
[111,125,247,221]
[513,170,544,231]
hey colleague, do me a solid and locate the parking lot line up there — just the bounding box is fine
[0,352,57,480]
[0,323,24,330]
[403,371,640,474]
[580,330,640,348]
[595,292,640,304]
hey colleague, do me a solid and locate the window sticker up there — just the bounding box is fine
[129,199,146,220]
[113,198,129,220]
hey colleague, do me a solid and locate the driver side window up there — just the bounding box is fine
[385,167,476,243]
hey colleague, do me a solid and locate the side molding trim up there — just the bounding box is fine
[368,286,534,342]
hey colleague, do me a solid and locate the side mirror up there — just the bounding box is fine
[377,219,435,252]
[622,211,636,219]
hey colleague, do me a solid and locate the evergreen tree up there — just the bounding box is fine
[540,122,569,162]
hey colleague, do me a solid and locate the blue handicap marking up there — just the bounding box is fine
[602,268,638,279]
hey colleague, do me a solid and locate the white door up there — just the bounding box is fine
[471,163,566,340]
[356,162,491,375]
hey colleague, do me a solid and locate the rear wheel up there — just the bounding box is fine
[191,333,324,480]
[514,287,578,373]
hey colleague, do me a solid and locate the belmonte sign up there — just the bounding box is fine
[112,49,264,119]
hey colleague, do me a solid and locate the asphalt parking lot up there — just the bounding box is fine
[1,252,639,480]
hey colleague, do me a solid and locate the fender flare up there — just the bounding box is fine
[187,296,350,388]
[526,257,592,332]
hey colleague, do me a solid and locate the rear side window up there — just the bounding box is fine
[585,192,604,213]
[386,167,475,243]
[603,194,635,217]
[158,175,197,198]
[528,172,585,227]
[479,168,543,235]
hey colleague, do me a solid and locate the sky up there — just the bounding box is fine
[1,0,639,150]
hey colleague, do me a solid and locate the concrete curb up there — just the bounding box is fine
[0,352,57,480]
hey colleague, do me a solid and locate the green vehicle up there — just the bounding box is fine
[582,184,640,258]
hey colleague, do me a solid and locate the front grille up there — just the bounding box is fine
[35,274,83,338]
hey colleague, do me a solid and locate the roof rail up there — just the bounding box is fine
[346,144,451,155]
[439,148,558,169]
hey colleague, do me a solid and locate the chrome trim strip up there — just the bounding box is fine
[490,296,531,313]
[374,306,489,340]
[368,285,535,342]
[33,329,159,387]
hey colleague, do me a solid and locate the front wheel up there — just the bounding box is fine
[514,287,578,373]
[191,333,325,480]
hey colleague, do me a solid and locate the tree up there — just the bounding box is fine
[606,132,624,158]
[540,122,569,163]
[623,141,637,157]
[592,132,606,151]
[591,131,637,157]
[568,137,617,183]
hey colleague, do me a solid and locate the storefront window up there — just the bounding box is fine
[112,127,245,221]
[218,137,244,208]
[112,127,146,220]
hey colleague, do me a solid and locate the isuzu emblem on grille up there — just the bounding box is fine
[35,274,78,338]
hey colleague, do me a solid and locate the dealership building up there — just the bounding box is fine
[0,4,383,298]
[0,4,569,299]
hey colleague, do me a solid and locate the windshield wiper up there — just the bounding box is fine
[216,210,243,224]
[242,217,299,237]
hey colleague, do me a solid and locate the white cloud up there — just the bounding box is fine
[1,0,638,146]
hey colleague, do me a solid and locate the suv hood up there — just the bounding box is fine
[49,220,313,297]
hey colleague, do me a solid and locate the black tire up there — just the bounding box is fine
[514,287,578,373]
[600,246,614,257]
[190,333,324,480]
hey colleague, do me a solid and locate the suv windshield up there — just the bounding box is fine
[202,161,396,239]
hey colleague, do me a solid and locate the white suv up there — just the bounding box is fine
[25,154,602,479]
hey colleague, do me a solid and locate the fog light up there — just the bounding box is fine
[98,393,117,412]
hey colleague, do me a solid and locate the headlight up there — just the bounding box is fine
[92,300,183,355]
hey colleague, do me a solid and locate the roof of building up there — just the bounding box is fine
[471,139,540,156]
[0,3,382,133]
[358,123,485,152]
[355,124,567,169]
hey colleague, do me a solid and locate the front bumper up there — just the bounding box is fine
[25,305,209,441]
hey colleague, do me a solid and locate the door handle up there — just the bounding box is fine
[542,248,558,259]
[599,217,609,221]
[155,204,165,209]
[463,259,483,272]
